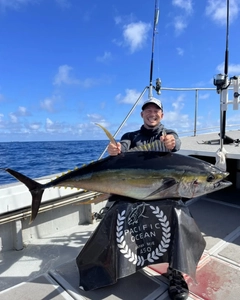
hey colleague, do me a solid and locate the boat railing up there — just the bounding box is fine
[99,82,240,159]
[0,175,101,226]
[161,85,240,137]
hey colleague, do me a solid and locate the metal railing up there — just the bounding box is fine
[99,85,240,158]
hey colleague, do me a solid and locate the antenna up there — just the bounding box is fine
[148,0,160,99]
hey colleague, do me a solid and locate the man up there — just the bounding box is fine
[107,97,181,155]
[107,98,189,300]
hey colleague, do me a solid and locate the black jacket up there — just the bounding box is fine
[120,124,181,152]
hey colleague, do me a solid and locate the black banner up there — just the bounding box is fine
[76,197,205,291]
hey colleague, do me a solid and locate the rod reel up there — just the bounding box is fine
[154,78,162,95]
[213,74,229,94]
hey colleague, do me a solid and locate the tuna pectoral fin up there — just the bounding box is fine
[5,168,44,223]
[146,178,177,199]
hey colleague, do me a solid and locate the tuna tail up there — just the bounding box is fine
[4,168,44,223]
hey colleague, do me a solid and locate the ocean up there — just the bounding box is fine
[0,140,109,185]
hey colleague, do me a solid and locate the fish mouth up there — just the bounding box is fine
[214,179,232,189]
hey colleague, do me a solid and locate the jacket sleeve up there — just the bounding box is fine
[119,132,132,152]
[165,129,181,152]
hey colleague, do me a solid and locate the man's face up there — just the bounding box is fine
[141,104,163,128]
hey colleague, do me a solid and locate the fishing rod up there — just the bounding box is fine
[222,0,230,142]
[201,0,240,148]
[148,0,161,98]
[213,0,230,149]
[98,0,162,159]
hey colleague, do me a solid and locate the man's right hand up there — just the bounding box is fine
[107,142,121,156]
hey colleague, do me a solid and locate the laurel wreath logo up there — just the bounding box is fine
[116,205,171,266]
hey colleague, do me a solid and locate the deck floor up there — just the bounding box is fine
[150,191,240,300]
[0,189,240,299]
[179,130,240,159]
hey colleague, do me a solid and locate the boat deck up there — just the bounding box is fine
[0,189,239,300]
[179,130,240,159]
[0,131,240,299]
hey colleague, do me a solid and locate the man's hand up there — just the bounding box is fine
[160,134,176,150]
[107,142,121,156]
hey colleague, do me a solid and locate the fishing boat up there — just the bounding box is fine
[0,0,240,299]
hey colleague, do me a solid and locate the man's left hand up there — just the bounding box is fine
[160,134,176,150]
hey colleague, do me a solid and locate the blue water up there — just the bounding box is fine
[0,140,109,185]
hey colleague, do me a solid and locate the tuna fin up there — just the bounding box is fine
[95,123,117,146]
[128,140,167,152]
[145,178,177,198]
[4,168,44,223]
[95,123,167,152]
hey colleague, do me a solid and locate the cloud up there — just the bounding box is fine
[216,62,240,75]
[171,94,185,111]
[165,110,190,128]
[53,65,80,86]
[199,93,210,100]
[53,64,111,88]
[161,94,191,130]
[176,47,184,56]
[87,114,110,131]
[0,106,30,127]
[171,0,194,35]
[173,16,188,35]
[114,16,122,25]
[122,22,151,53]
[15,106,31,116]
[55,0,71,9]
[0,0,71,12]
[45,118,67,133]
[40,96,57,112]
[9,112,18,123]
[87,113,103,122]
[28,122,41,130]
[96,51,113,63]
[0,0,38,12]
[205,0,239,25]
[45,118,55,132]
[116,89,141,104]
[172,0,193,14]
[80,76,112,88]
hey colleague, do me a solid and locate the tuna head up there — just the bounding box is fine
[175,156,231,199]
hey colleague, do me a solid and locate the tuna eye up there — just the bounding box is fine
[207,174,215,182]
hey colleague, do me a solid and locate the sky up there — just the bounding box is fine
[0,0,240,142]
